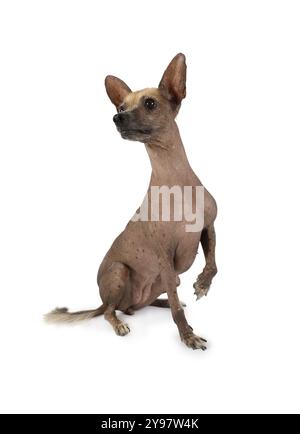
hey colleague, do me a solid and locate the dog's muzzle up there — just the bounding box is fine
[113,113,151,137]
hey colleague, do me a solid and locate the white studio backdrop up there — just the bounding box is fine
[0,0,300,414]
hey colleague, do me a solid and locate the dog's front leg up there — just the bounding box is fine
[164,272,207,351]
[193,224,217,299]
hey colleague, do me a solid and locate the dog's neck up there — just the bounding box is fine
[145,121,197,185]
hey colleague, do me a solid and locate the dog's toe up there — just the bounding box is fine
[181,332,207,351]
[114,323,130,336]
[193,281,210,300]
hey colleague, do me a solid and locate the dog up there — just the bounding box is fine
[45,53,218,350]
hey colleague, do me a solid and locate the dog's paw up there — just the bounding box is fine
[114,323,130,336]
[193,276,211,300]
[181,332,207,351]
[193,281,210,300]
[124,308,135,316]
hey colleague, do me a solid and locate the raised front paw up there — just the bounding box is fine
[193,275,211,300]
[181,331,207,351]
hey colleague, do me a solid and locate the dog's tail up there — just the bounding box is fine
[44,304,106,324]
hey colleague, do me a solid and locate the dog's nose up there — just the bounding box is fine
[113,113,124,125]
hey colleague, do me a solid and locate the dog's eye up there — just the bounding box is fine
[144,98,157,110]
[118,105,125,112]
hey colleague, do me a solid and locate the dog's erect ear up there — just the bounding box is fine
[159,53,186,110]
[105,75,131,108]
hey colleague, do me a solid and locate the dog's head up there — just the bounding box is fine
[105,53,186,143]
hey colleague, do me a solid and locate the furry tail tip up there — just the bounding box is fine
[44,306,105,324]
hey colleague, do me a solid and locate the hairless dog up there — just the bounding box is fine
[45,53,218,350]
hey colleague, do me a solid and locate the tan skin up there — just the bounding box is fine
[46,54,217,350]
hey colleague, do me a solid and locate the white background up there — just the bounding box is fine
[0,0,300,414]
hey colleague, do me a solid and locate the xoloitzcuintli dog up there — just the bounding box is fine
[45,53,217,350]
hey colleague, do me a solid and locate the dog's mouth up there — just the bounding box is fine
[120,128,152,136]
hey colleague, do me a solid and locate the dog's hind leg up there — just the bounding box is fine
[150,299,186,308]
[193,224,217,300]
[99,261,131,336]
[104,306,130,336]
